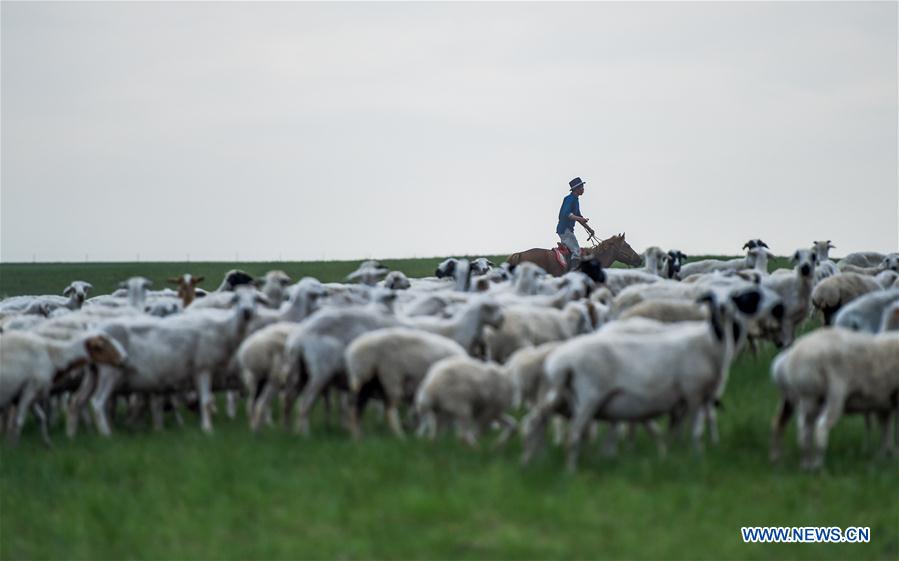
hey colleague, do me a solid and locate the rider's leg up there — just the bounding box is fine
[559,229,580,271]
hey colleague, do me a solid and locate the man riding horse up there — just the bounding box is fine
[557,176,595,272]
[505,176,642,279]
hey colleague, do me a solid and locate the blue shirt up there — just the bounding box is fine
[556,193,581,234]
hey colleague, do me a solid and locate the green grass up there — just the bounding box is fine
[0,258,896,560]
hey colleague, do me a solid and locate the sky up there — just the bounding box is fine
[1,1,897,262]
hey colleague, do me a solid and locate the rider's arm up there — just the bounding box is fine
[568,213,589,224]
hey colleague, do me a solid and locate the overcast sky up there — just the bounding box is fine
[2,1,896,263]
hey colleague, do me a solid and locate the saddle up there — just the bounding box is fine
[552,243,571,270]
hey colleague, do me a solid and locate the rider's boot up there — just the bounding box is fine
[568,252,581,272]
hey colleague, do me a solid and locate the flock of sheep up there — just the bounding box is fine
[1,242,897,471]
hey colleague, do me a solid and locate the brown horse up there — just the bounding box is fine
[506,233,643,277]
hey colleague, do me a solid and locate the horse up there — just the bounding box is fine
[506,233,643,277]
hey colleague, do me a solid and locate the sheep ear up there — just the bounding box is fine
[143,279,153,288]
[742,242,751,250]
[791,251,799,263]
[828,241,835,248]
[760,240,769,248]
[63,286,75,296]
[167,277,180,284]
[118,281,127,290]
[193,276,205,285]
[254,293,271,306]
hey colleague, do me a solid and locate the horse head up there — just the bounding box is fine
[613,232,643,267]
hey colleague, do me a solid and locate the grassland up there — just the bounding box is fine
[0,257,896,560]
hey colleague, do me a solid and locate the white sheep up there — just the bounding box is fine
[523,286,771,470]
[811,272,882,324]
[811,241,838,283]
[405,297,504,356]
[382,271,411,290]
[611,279,711,315]
[617,299,708,323]
[89,287,266,435]
[875,270,899,289]
[0,281,93,318]
[838,251,894,268]
[833,288,899,333]
[769,328,899,469]
[642,246,668,277]
[346,261,389,286]
[602,269,660,296]
[415,356,517,446]
[0,331,127,443]
[256,270,292,307]
[345,328,467,438]
[760,248,817,347]
[504,342,562,408]
[483,301,595,363]
[677,245,759,278]
[470,258,497,276]
[234,278,329,430]
[277,304,402,434]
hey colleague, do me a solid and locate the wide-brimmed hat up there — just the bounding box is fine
[569,177,586,190]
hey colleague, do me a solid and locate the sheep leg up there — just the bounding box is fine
[493,414,517,448]
[250,383,276,432]
[31,400,53,447]
[875,411,894,458]
[150,395,165,431]
[90,366,121,437]
[551,416,566,446]
[810,392,844,470]
[863,413,873,452]
[690,404,706,454]
[322,386,333,427]
[643,420,667,459]
[460,415,479,447]
[600,423,620,458]
[386,403,405,440]
[795,398,817,470]
[566,396,601,472]
[225,391,237,420]
[5,406,17,438]
[9,382,39,444]
[769,397,793,463]
[169,395,186,426]
[66,367,97,439]
[126,394,147,428]
[705,404,720,446]
[195,370,214,434]
[294,377,329,436]
[280,386,300,429]
[48,395,61,427]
